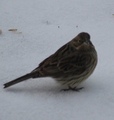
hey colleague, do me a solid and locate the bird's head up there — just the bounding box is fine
[72,32,94,51]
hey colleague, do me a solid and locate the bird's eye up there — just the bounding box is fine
[78,40,81,43]
[78,39,83,44]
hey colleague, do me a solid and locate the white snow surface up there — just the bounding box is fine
[1,0,114,120]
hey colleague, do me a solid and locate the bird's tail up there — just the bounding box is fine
[4,72,40,89]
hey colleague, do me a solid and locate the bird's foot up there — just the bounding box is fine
[61,86,84,92]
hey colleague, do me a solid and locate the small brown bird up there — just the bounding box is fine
[4,32,97,91]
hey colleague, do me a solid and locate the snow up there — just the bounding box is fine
[1,0,114,120]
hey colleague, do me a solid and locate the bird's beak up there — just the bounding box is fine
[84,40,89,45]
[85,39,93,46]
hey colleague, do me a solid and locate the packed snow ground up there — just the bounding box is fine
[0,0,114,120]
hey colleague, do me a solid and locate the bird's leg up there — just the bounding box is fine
[71,87,84,91]
[61,86,84,91]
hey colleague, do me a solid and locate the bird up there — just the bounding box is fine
[3,32,98,91]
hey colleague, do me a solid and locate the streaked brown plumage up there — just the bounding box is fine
[4,32,97,91]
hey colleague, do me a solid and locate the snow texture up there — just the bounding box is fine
[0,0,114,120]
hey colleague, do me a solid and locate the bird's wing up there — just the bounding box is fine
[38,43,69,67]
[57,52,89,74]
[33,43,90,76]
